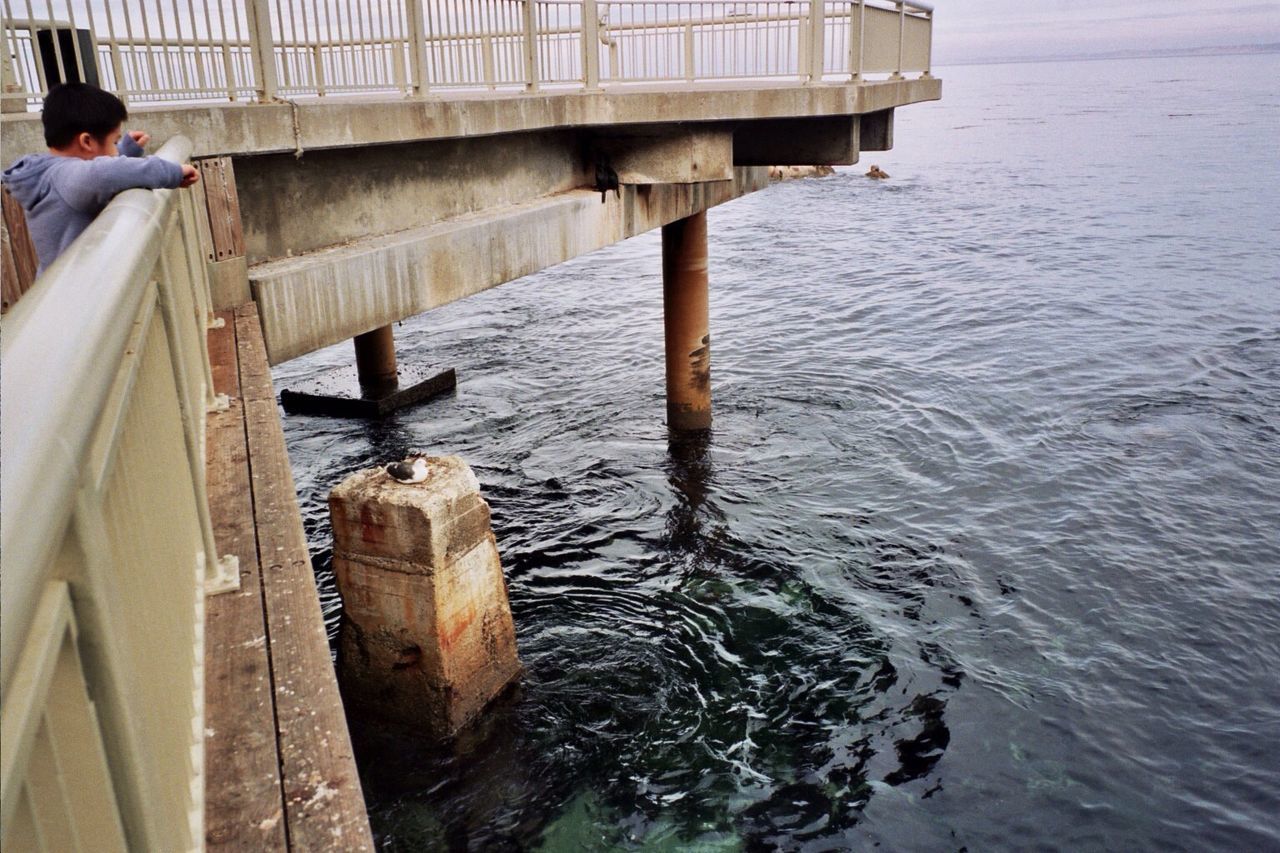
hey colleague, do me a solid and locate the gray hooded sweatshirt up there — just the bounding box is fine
[3,134,184,274]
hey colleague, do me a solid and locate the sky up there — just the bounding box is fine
[929,0,1280,63]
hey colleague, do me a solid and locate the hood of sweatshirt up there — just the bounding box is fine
[2,153,58,209]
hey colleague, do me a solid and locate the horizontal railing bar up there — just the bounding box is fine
[2,17,72,28]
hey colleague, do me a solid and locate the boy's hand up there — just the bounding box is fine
[180,164,200,188]
[128,130,151,149]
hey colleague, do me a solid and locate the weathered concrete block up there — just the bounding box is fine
[207,256,251,309]
[859,108,895,152]
[329,457,521,735]
[330,457,493,567]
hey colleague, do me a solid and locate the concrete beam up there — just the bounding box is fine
[1,100,298,162]
[330,457,521,735]
[234,130,588,264]
[249,171,769,364]
[733,115,859,166]
[594,127,734,184]
[0,78,940,160]
[860,108,894,151]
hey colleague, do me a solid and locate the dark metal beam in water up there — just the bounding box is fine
[354,324,399,395]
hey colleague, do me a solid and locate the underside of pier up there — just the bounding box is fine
[2,77,939,368]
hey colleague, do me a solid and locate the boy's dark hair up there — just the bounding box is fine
[42,83,128,148]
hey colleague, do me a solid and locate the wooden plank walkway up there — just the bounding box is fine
[203,303,373,851]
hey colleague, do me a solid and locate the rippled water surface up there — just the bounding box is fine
[275,54,1280,850]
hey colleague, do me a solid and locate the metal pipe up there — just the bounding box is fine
[354,324,398,393]
[662,210,711,431]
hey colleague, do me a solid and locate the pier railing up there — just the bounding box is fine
[0,136,236,852]
[1,0,931,108]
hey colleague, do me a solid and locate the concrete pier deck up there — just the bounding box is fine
[203,304,373,850]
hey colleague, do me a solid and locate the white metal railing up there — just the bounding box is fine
[0,136,236,852]
[1,0,931,107]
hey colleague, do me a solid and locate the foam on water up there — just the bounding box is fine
[275,52,1280,850]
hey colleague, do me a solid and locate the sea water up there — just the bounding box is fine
[274,52,1280,850]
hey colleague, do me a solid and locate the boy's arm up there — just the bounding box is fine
[117,132,147,157]
[52,155,186,212]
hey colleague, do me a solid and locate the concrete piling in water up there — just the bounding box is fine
[329,456,522,736]
[662,210,712,431]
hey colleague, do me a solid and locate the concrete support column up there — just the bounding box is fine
[662,210,712,431]
[330,457,522,735]
[354,324,398,393]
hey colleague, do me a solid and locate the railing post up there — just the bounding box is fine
[683,23,694,82]
[246,0,278,101]
[312,45,326,95]
[920,9,932,78]
[891,0,904,79]
[107,43,129,104]
[582,0,601,90]
[392,39,407,90]
[807,0,825,83]
[482,36,496,88]
[849,0,863,81]
[278,45,292,90]
[156,239,238,595]
[522,0,539,92]
[797,10,809,79]
[69,496,172,852]
[220,43,237,101]
[404,0,431,96]
[1,39,27,113]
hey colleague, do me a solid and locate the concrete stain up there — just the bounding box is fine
[438,604,476,652]
[358,505,385,546]
[391,645,422,671]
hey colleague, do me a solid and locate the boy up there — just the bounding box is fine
[2,82,199,275]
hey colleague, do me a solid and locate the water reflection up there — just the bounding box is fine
[664,428,717,542]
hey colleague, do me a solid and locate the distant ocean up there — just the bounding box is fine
[275,52,1280,850]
